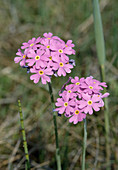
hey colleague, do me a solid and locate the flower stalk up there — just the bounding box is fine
[48,82,62,170]
[82,118,87,170]
[92,0,110,168]
[18,100,30,170]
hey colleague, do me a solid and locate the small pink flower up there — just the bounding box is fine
[59,85,77,99]
[26,49,48,68]
[96,92,110,107]
[55,95,75,115]
[14,49,29,66]
[43,32,53,39]
[81,76,104,94]
[44,51,59,69]
[21,37,41,50]
[52,57,73,76]
[65,40,75,54]
[69,107,86,124]
[43,32,63,42]
[92,77,107,87]
[78,93,103,115]
[71,76,85,93]
[66,40,75,48]
[41,39,53,52]
[30,66,53,84]
[50,41,73,61]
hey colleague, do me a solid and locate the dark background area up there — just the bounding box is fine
[0,0,118,169]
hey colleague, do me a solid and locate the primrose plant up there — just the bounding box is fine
[14,32,75,170]
[14,32,109,170]
[55,76,109,169]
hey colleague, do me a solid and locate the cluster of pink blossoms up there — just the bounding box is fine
[14,33,75,84]
[55,76,109,124]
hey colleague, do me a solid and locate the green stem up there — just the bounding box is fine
[48,82,61,170]
[18,100,30,170]
[82,118,87,170]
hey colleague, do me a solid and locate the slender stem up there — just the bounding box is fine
[48,82,62,170]
[18,100,30,170]
[82,118,87,170]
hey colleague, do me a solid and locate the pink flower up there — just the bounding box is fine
[92,77,107,87]
[78,93,103,115]
[14,49,29,66]
[45,52,59,69]
[43,32,53,39]
[21,37,41,50]
[65,40,75,54]
[51,57,73,76]
[69,107,86,124]
[30,66,53,84]
[55,95,75,115]
[81,76,104,94]
[66,40,75,48]
[40,39,53,52]
[26,49,48,68]
[71,77,85,96]
[43,32,63,42]
[50,41,73,61]
[59,84,77,99]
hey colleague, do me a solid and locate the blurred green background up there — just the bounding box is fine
[0,0,118,169]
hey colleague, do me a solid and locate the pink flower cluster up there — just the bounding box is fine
[55,76,109,124]
[14,33,75,84]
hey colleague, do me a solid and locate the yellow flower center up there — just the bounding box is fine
[88,100,92,105]
[47,45,50,48]
[47,38,51,39]
[68,90,71,93]
[93,82,96,84]
[98,95,100,97]
[64,102,68,107]
[65,45,68,47]
[39,70,44,75]
[23,55,26,59]
[89,86,93,89]
[59,62,64,67]
[35,56,40,60]
[30,43,34,46]
[58,49,63,53]
[49,56,52,60]
[76,82,80,85]
[75,110,79,115]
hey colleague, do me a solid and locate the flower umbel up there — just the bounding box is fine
[14,32,75,84]
[55,76,109,124]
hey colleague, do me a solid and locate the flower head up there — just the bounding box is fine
[14,32,75,85]
[55,76,109,124]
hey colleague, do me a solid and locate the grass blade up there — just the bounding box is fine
[92,0,110,169]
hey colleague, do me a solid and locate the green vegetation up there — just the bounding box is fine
[0,0,118,169]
